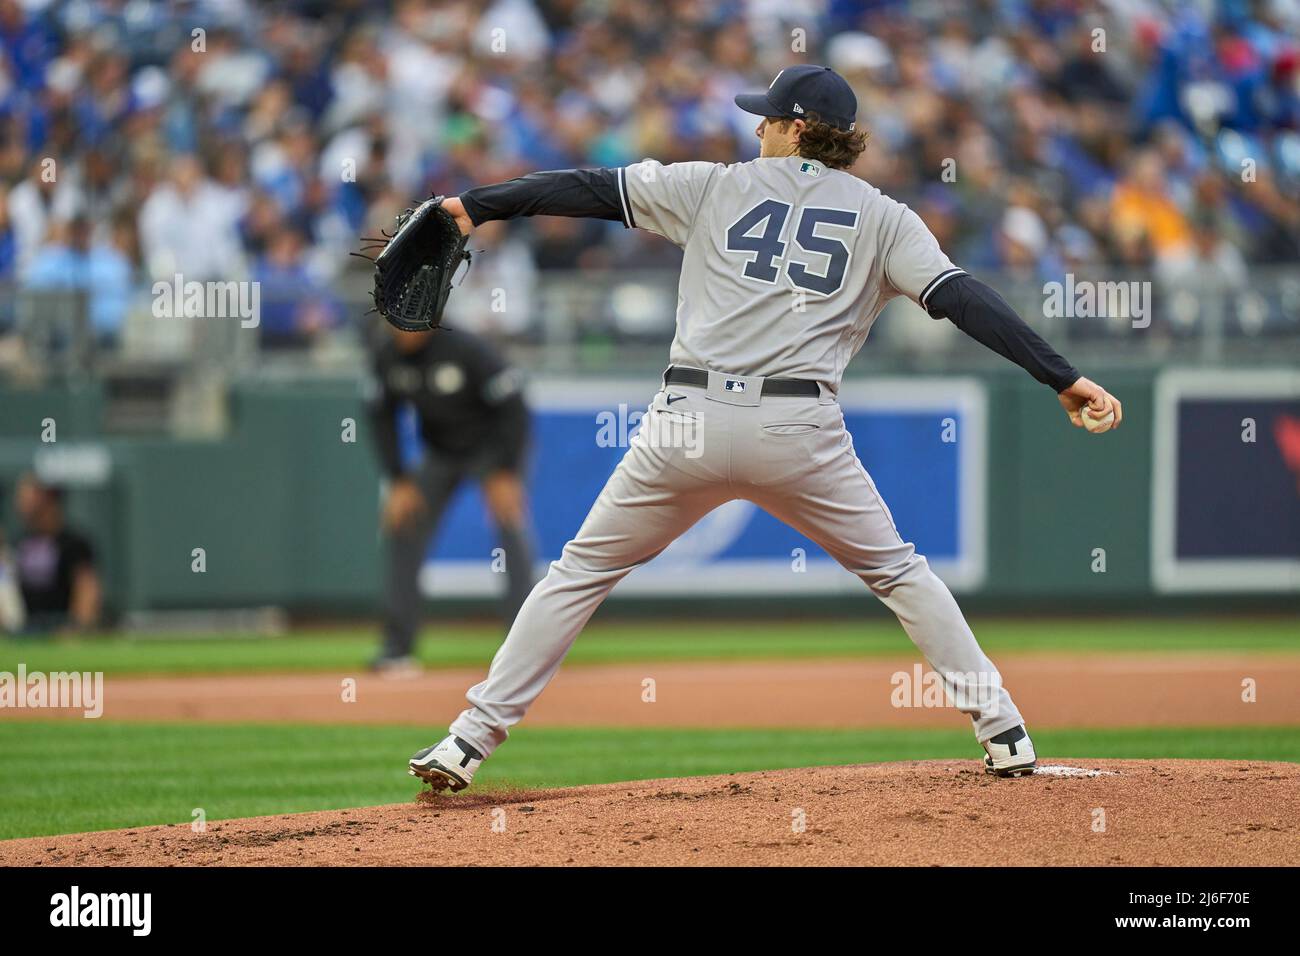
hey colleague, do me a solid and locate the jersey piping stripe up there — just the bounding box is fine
[919,267,966,309]
[616,167,636,229]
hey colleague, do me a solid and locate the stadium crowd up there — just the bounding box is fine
[0,0,1297,349]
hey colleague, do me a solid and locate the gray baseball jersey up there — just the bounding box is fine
[621,156,965,390]
[446,157,1025,761]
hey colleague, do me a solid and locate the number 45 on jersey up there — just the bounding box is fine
[725,199,859,296]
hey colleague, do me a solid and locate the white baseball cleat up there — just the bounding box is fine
[409,735,484,792]
[982,725,1037,777]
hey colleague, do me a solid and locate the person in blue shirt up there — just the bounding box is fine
[22,215,132,347]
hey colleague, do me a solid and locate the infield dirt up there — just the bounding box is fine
[4,654,1296,728]
[4,760,1296,866]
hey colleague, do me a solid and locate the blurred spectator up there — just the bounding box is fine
[13,474,101,633]
[0,523,24,633]
[22,213,133,346]
[1110,149,1195,277]
[442,219,537,339]
[6,155,81,273]
[994,206,1062,281]
[253,225,341,348]
[0,0,1292,351]
[1166,208,1250,305]
[0,183,15,282]
[138,153,244,280]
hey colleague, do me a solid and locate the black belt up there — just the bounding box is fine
[664,366,819,397]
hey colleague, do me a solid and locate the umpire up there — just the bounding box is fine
[368,323,536,672]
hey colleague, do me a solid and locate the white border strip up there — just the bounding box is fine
[422,556,971,598]
[616,167,634,229]
[919,268,966,309]
[1151,368,1300,594]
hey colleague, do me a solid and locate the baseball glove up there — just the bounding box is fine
[359,196,471,332]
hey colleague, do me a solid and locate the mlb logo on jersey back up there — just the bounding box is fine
[799,162,820,176]
[724,379,747,393]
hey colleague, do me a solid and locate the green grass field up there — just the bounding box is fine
[1,616,1297,676]
[2,722,1297,841]
[1,616,1297,842]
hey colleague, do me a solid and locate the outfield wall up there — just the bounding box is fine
[0,366,1295,616]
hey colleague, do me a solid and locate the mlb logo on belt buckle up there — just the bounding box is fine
[706,370,761,405]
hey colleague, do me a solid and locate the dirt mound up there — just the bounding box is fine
[3,760,1296,867]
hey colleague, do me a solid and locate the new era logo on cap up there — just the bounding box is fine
[735,64,858,132]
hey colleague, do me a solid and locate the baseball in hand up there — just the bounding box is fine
[1080,406,1115,434]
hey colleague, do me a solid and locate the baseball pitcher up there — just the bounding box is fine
[407,65,1122,790]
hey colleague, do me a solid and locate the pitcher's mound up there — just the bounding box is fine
[4,760,1296,866]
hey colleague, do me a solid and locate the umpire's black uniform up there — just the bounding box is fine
[369,328,536,661]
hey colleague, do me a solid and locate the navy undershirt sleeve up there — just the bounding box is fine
[461,169,624,226]
[925,274,1080,392]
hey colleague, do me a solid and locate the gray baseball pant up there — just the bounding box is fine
[450,371,1024,753]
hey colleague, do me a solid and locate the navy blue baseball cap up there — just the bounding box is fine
[734,64,858,132]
